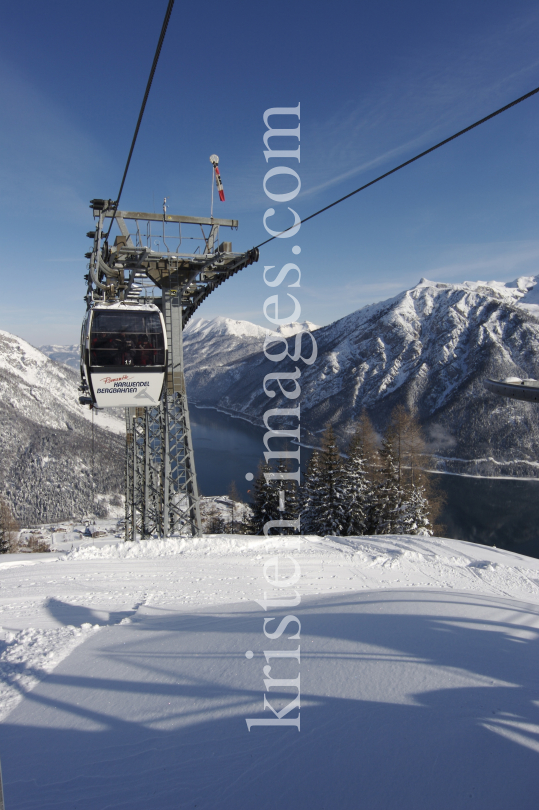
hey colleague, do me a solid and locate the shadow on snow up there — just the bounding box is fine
[1,589,539,810]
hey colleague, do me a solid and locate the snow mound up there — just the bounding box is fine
[66,534,309,560]
[63,533,539,606]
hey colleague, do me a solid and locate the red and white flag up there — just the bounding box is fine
[214,164,225,201]
[210,154,225,202]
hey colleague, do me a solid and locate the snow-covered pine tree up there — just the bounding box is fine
[202,500,226,534]
[343,409,381,535]
[277,460,300,535]
[302,426,345,536]
[342,428,370,536]
[397,485,432,536]
[250,460,299,535]
[299,450,323,534]
[249,462,280,534]
[371,427,405,535]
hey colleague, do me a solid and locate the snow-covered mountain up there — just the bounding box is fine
[182,315,318,363]
[183,315,318,340]
[0,331,124,524]
[182,277,539,476]
[38,343,79,370]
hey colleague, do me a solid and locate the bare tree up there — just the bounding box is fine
[355,409,381,474]
[388,405,445,533]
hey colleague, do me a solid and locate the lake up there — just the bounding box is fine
[189,405,539,558]
[189,406,276,500]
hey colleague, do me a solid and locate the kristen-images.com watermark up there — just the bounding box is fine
[245,104,318,732]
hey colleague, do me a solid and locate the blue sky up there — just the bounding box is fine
[1,0,538,345]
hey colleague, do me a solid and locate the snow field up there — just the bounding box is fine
[1,533,539,808]
[1,534,539,724]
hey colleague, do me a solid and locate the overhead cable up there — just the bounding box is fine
[254,84,539,249]
[106,0,175,241]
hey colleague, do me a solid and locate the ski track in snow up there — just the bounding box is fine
[1,532,539,724]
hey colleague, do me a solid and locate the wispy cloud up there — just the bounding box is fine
[194,5,539,222]
[295,241,539,320]
[293,8,539,206]
[423,241,539,281]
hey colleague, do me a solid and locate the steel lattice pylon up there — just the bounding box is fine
[160,277,201,537]
[82,201,258,541]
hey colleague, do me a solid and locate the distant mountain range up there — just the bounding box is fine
[38,344,79,370]
[31,274,539,500]
[181,277,539,477]
[1,331,124,525]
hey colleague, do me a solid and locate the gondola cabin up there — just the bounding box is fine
[81,303,167,408]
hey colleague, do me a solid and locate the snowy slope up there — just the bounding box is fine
[182,315,318,384]
[0,331,123,436]
[0,331,125,523]
[183,276,539,476]
[1,532,539,809]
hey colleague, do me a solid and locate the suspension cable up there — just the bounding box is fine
[254,84,539,250]
[105,0,175,241]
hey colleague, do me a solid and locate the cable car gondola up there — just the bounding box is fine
[80,302,167,408]
[484,377,539,403]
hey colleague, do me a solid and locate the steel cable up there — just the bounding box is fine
[106,0,175,241]
[254,84,539,249]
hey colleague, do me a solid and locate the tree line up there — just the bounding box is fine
[249,406,443,537]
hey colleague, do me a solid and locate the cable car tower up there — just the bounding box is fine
[81,197,258,540]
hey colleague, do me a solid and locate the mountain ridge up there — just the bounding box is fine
[34,275,539,483]
[180,275,539,477]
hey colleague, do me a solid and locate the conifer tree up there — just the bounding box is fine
[299,450,323,535]
[341,429,370,536]
[249,462,280,534]
[203,501,226,534]
[371,427,405,534]
[342,410,380,535]
[278,460,300,535]
[397,485,432,536]
[301,426,345,536]
[250,460,299,535]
